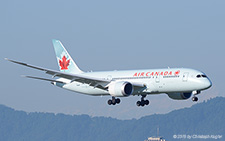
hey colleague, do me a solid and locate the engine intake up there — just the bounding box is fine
[167,92,192,100]
[108,81,133,97]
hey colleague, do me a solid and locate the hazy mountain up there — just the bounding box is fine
[0,97,224,141]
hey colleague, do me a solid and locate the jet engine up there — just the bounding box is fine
[167,92,192,100]
[108,81,133,97]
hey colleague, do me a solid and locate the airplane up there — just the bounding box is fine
[6,39,212,107]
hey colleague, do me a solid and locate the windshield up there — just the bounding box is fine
[196,74,207,78]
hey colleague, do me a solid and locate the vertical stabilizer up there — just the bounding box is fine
[52,39,83,74]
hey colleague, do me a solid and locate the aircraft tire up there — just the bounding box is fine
[192,97,198,102]
[145,100,149,105]
[112,99,116,105]
[141,100,145,107]
[195,97,198,101]
[108,99,112,105]
[116,98,120,104]
[136,101,141,106]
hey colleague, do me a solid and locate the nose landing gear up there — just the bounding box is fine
[192,96,198,102]
[192,90,200,102]
[136,95,149,107]
[108,97,120,105]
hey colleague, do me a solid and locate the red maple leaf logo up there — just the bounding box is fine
[175,70,180,75]
[59,56,70,70]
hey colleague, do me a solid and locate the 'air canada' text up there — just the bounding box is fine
[133,70,180,77]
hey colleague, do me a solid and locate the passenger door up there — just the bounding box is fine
[155,75,160,83]
[182,72,189,82]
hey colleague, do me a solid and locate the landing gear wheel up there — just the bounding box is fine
[145,100,149,105]
[141,100,145,107]
[192,97,198,102]
[116,98,120,104]
[136,101,141,107]
[108,99,112,105]
[112,98,116,104]
[108,97,120,105]
[136,95,150,107]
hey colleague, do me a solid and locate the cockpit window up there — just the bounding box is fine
[196,74,207,78]
[202,75,207,78]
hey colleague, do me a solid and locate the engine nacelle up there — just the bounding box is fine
[167,92,192,100]
[108,81,133,97]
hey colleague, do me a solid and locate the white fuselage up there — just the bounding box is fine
[55,68,212,96]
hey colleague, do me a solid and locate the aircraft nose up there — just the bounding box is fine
[205,78,212,89]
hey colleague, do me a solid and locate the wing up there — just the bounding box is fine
[6,58,147,92]
[6,58,110,89]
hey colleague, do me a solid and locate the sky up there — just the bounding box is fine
[1,0,225,119]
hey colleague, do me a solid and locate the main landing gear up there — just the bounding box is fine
[136,95,149,107]
[108,97,120,105]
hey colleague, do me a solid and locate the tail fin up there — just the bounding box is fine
[52,39,83,74]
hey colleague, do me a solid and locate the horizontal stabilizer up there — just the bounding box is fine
[5,58,48,72]
[22,75,65,83]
